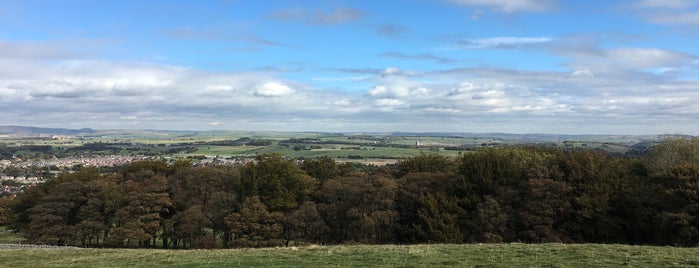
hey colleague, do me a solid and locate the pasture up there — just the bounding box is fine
[0,243,698,267]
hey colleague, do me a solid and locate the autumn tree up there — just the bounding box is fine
[315,173,398,243]
[225,196,283,248]
[281,201,329,246]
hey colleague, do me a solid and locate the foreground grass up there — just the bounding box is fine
[0,227,21,244]
[1,243,698,267]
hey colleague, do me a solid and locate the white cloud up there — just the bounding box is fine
[604,48,695,68]
[333,98,352,105]
[369,85,390,96]
[571,69,595,77]
[634,0,699,25]
[374,98,405,107]
[444,0,555,13]
[380,67,402,77]
[2,37,699,135]
[252,82,295,97]
[457,37,553,49]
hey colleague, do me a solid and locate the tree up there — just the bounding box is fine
[315,174,398,244]
[24,181,88,245]
[518,178,572,243]
[110,169,172,248]
[646,136,699,177]
[225,196,283,248]
[237,154,317,211]
[394,171,455,243]
[282,201,329,246]
[170,205,209,248]
[15,167,106,246]
[455,148,528,207]
[396,153,452,177]
[414,192,465,243]
[301,157,341,183]
[202,191,238,248]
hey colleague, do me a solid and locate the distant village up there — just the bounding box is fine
[0,155,139,199]
[0,154,257,199]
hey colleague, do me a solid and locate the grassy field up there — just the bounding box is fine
[0,243,698,267]
[0,227,21,244]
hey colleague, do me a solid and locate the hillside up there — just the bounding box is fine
[0,126,94,136]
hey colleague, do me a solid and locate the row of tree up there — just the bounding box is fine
[2,137,699,248]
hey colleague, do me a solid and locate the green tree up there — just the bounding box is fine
[414,192,465,243]
[301,157,341,183]
[394,171,455,243]
[237,154,317,211]
[397,153,452,177]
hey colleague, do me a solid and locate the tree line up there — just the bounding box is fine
[2,137,699,248]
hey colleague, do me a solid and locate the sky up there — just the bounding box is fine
[1,0,698,135]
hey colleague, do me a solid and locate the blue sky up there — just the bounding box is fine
[1,0,699,134]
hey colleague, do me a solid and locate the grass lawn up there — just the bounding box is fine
[0,243,698,267]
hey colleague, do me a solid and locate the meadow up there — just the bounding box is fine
[1,243,698,267]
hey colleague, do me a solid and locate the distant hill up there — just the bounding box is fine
[0,125,95,136]
[389,132,668,143]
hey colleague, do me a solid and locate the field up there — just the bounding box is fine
[0,129,660,163]
[0,227,21,244]
[1,243,698,267]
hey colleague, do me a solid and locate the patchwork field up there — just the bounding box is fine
[0,129,660,163]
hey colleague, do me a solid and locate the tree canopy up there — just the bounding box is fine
[5,138,699,248]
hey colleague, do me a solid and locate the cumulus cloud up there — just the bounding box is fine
[373,98,405,107]
[380,67,403,77]
[269,8,365,25]
[253,82,295,97]
[444,0,556,13]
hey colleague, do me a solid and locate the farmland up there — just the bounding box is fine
[0,127,661,163]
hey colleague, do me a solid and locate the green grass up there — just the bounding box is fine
[0,244,698,267]
[0,227,21,243]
